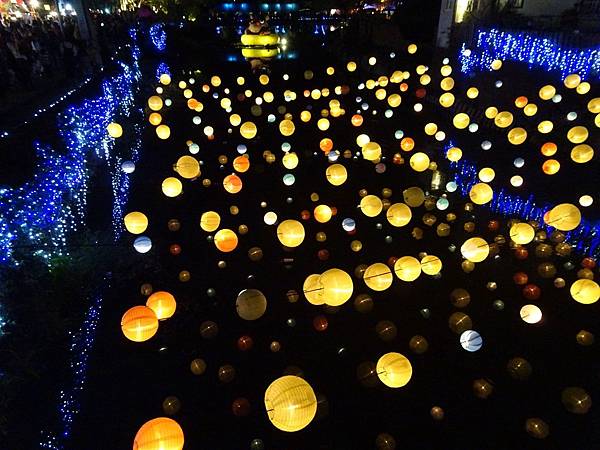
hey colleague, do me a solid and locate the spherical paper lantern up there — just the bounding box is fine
[146,291,176,320]
[539,85,556,100]
[107,122,123,138]
[567,126,588,144]
[403,187,425,207]
[162,177,182,197]
[326,164,348,186]
[264,376,317,432]
[376,352,412,388]
[148,95,163,111]
[460,330,483,352]
[469,183,493,205]
[320,268,353,306]
[510,223,535,244]
[571,144,594,163]
[386,203,411,227]
[200,211,220,232]
[394,256,421,281]
[570,279,599,304]
[236,289,267,320]
[156,124,171,140]
[282,152,299,169]
[364,263,393,291]
[314,205,333,223]
[233,156,250,173]
[520,304,542,323]
[421,255,442,275]
[121,306,159,342]
[544,203,581,231]
[134,236,152,254]
[494,111,513,128]
[214,229,238,252]
[304,274,325,305]
[362,141,382,161]
[461,237,489,263]
[360,195,383,217]
[223,174,243,194]
[175,155,200,179]
[240,122,257,139]
[279,119,295,136]
[124,212,148,234]
[277,220,305,247]
[133,417,184,450]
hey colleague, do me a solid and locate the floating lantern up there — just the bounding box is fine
[461,237,490,263]
[134,236,152,254]
[214,229,238,252]
[133,417,184,450]
[121,306,158,342]
[544,203,581,231]
[359,195,383,217]
[510,223,535,244]
[363,263,393,291]
[520,304,542,323]
[223,174,243,194]
[236,289,267,320]
[570,279,599,304]
[376,352,412,388]
[277,220,305,247]
[460,330,483,351]
[124,212,148,234]
[175,155,200,179]
[264,376,317,432]
[469,183,493,205]
[200,211,220,232]
[394,256,421,281]
[314,205,333,223]
[162,177,182,197]
[325,164,348,186]
[146,291,176,320]
[107,122,122,138]
[386,203,411,227]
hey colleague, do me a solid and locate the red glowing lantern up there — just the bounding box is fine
[522,284,541,300]
[313,315,328,331]
[237,335,254,351]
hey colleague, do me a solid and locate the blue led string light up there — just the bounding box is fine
[0,29,141,265]
[443,142,600,258]
[156,61,171,81]
[40,286,105,450]
[149,23,167,52]
[459,28,600,80]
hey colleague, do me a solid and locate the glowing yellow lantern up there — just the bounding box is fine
[386,203,412,227]
[409,152,430,172]
[524,103,538,116]
[148,96,163,112]
[240,122,257,139]
[210,75,221,87]
[325,164,348,186]
[491,59,502,70]
[133,417,184,450]
[223,174,243,194]
[485,106,498,119]
[156,124,171,140]
[159,73,171,85]
[401,137,415,151]
[419,74,431,85]
[576,82,590,94]
[446,147,462,162]
[360,195,383,217]
[478,168,495,182]
[162,177,182,197]
[363,263,393,291]
[279,119,295,136]
[233,156,250,173]
[146,291,176,320]
[200,211,220,232]
[494,111,513,128]
[507,127,527,145]
[107,122,123,138]
[537,120,554,134]
[394,256,421,281]
[461,237,490,262]
[510,223,535,244]
[387,93,401,107]
[439,92,455,107]
[514,96,528,108]
[356,134,370,147]
[121,306,158,342]
[282,152,299,169]
[421,255,442,275]
[175,155,200,179]
[182,89,193,99]
[229,114,241,127]
[407,44,417,54]
[588,98,600,114]
[424,123,438,136]
[469,183,493,204]
[571,144,594,163]
[264,376,317,432]
[375,88,386,100]
[440,65,452,76]
[320,268,353,306]
[376,352,412,388]
[347,61,357,71]
[564,74,581,89]
[317,118,330,131]
[545,203,581,231]
[300,110,311,122]
[304,274,325,305]
[453,113,470,129]
[314,205,332,223]
[124,212,148,235]
[542,159,560,175]
[214,229,238,252]
[539,85,556,100]
[277,220,305,247]
[149,112,162,126]
[362,141,382,161]
[440,77,454,91]
[541,142,557,156]
[570,279,599,304]
[567,126,588,144]
[466,87,479,99]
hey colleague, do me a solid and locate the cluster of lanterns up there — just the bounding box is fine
[114,38,599,450]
